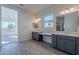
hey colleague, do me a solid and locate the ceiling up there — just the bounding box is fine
[14,4,52,14]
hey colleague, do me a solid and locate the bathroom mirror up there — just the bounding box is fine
[33,23,39,29]
[56,11,79,33]
[56,15,64,31]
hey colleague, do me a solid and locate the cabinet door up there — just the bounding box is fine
[65,38,75,54]
[34,32,37,40]
[62,36,76,54]
[32,32,35,40]
[32,32,37,40]
[57,35,76,54]
[76,38,79,54]
[52,34,56,48]
[57,35,66,51]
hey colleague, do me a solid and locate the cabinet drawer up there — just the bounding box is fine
[63,36,75,40]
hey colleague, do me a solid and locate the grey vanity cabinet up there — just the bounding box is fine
[32,32,43,41]
[64,36,75,54]
[32,32,38,40]
[76,38,79,54]
[32,32,35,40]
[52,34,57,48]
[57,35,66,51]
[57,35,76,54]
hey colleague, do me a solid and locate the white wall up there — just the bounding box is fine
[36,4,79,33]
[0,4,35,43]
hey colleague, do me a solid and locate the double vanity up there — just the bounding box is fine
[32,32,79,55]
[32,11,79,55]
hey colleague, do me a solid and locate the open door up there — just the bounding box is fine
[1,6,18,44]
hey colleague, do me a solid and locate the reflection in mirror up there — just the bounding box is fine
[56,16,64,31]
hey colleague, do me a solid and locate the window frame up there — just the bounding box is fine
[43,14,54,28]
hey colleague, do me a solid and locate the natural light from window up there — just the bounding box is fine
[44,15,54,28]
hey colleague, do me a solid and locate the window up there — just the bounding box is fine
[44,15,54,28]
[1,6,18,32]
[2,21,8,29]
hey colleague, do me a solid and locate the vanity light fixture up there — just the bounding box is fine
[60,11,65,14]
[36,19,41,22]
[65,8,76,13]
[70,8,74,11]
[60,8,76,15]
[65,8,70,13]
[33,18,41,23]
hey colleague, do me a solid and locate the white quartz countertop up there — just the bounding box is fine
[39,33,52,36]
[39,31,79,37]
[32,31,79,37]
[53,32,79,37]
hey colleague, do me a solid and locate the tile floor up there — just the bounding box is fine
[2,34,18,44]
[0,40,68,55]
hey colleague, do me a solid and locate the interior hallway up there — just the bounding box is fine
[0,40,67,55]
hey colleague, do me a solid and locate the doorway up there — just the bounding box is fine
[1,6,18,44]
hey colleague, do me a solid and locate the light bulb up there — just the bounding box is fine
[65,9,69,13]
[70,8,74,11]
[60,11,65,15]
